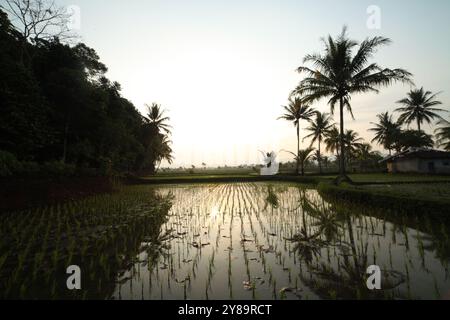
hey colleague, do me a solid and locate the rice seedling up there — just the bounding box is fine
[1,182,449,300]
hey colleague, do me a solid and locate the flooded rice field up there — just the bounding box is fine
[114,183,450,300]
[1,183,450,300]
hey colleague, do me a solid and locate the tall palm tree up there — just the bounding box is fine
[324,126,341,158]
[278,97,316,174]
[395,88,446,132]
[436,118,450,151]
[293,27,412,181]
[145,103,172,135]
[369,112,402,155]
[154,135,173,172]
[355,143,375,172]
[343,130,363,166]
[142,103,173,174]
[304,112,334,174]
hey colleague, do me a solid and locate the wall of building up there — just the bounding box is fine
[419,159,450,174]
[393,158,420,173]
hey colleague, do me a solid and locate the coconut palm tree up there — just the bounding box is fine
[142,103,173,174]
[435,118,450,151]
[392,130,434,152]
[355,143,375,172]
[278,97,316,174]
[145,103,172,135]
[369,112,402,155]
[324,126,341,158]
[282,147,315,176]
[293,27,412,181]
[395,88,446,132]
[343,130,364,165]
[304,112,334,174]
[155,135,174,172]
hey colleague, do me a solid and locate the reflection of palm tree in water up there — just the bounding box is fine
[264,185,280,210]
[286,189,330,264]
[291,190,406,299]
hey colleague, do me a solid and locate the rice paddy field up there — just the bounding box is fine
[1,182,450,300]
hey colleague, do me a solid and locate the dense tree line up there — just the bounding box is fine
[0,9,172,177]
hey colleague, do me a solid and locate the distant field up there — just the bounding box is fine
[156,168,256,176]
[141,174,257,180]
[152,171,450,183]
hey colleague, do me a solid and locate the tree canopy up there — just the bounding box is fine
[0,8,171,176]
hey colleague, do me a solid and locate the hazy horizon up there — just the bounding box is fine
[48,0,450,167]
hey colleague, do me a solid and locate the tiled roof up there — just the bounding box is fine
[381,148,450,162]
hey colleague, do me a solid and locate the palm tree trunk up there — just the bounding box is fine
[339,97,346,177]
[296,124,300,175]
[318,139,322,175]
[346,213,361,278]
[417,119,421,132]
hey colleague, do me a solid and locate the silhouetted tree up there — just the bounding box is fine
[293,27,411,181]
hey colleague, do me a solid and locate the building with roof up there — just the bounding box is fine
[381,149,450,174]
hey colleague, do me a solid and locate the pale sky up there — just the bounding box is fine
[52,1,450,166]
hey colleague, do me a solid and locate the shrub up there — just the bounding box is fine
[42,161,76,177]
[0,150,21,177]
[18,161,41,177]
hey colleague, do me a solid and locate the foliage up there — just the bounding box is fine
[293,26,411,176]
[392,130,434,151]
[278,96,316,174]
[304,112,334,173]
[0,9,172,176]
[435,118,450,151]
[369,112,402,154]
[395,87,445,132]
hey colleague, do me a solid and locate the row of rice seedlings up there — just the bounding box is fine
[0,185,173,299]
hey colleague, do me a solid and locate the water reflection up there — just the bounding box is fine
[113,183,450,300]
[0,188,173,300]
[3,183,447,299]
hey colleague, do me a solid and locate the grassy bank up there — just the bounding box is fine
[318,182,450,217]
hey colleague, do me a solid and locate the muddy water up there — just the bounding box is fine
[112,183,450,300]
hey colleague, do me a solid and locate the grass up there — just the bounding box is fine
[362,183,450,203]
[345,173,450,184]
[318,182,450,217]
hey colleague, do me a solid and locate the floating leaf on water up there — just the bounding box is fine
[175,276,191,284]
[192,242,200,248]
[243,281,255,291]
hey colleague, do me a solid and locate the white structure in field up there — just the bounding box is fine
[260,151,279,176]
